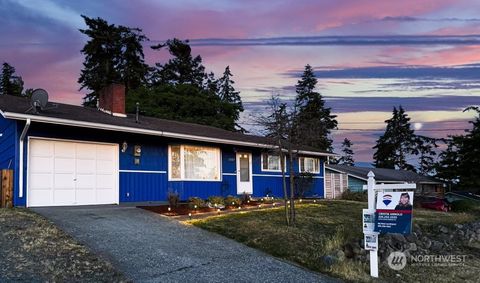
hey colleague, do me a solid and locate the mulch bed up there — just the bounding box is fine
[0,208,128,283]
[138,200,298,220]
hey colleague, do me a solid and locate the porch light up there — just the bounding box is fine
[314,200,317,203]
[217,208,221,212]
[121,141,128,153]
[272,203,276,207]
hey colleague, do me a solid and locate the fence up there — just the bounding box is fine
[1,169,13,208]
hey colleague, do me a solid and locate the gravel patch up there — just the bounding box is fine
[0,208,127,282]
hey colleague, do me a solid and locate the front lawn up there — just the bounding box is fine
[0,208,127,282]
[189,200,480,282]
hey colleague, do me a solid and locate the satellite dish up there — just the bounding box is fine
[26,89,56,114]
[31,89,49,110]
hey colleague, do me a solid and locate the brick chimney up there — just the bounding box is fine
[98,83,126,117]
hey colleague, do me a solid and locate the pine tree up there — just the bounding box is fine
[217,66,244,129]
[373,106,416,170]
[436,107,480,188]
[338,138,355,166]
[150,38,206,88]
[415,135,438,175]
[78,15,148,106]
[0,62,24,96]
[294,64,337,151]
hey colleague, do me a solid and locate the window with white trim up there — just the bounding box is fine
[169,145,221,181]
[261,153,283,172]
[299,157,320,173]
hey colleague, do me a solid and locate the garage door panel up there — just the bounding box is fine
[30,140,53,157]
[97,188,116,203]
[96,174,115,189]
[76,143,97,159]
[54,158,76,173]
[30,156,53,173]
[97,160,115,174]
[28,139,118,207]
[29,190,52,207]
[54,142,75,158]
[76,174,96,189]
[76,159,96,174]
[96,146,115,160]
[53,189,76,205]
[29,174,53,190]
[76,189,96,204]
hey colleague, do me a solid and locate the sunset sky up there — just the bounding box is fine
[1,0,479,162]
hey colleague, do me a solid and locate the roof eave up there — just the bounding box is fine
[3,111,336,157]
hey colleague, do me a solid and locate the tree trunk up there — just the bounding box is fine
[280,150,289,226]
[288,149,296,225]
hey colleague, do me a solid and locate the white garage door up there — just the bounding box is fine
[28,138,118,207]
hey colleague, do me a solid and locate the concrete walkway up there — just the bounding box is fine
[33,206,338,283]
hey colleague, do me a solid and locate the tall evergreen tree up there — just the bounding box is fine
[0,62,24,96]
[78,15,148,106]
[150,38,206,88]
[217,66,244,129]
[338,138,355,166]
[294,64,337,151]
[373,106,416,170]
[415,135,438,175]
[436,107,480,188]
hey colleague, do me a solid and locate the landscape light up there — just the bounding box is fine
[188,213,192,218]
[194,205,197,209]
[167,207,171,212]
[272,203,276,207]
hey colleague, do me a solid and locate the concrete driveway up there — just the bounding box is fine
[33,206,338,283]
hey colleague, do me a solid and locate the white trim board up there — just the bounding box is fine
[119,170,166,174]
[3,111,336,157]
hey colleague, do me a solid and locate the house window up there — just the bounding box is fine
[299,157,320,173]
[261,153,283,172]
[169,145,221,181]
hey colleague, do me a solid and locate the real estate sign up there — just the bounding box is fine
[374,191,414,235]
[364,233,378,251]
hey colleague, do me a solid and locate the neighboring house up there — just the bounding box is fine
[0,84,334,207]
[325,164,445,198]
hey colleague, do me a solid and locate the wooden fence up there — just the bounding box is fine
[1,169,13,208]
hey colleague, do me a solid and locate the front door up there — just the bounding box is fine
[236,152,253,195]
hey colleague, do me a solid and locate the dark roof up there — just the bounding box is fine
[0,94,332,155]
[326,164,444,184]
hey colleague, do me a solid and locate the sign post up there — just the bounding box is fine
[365,171,379,277]
[364,171,416,278]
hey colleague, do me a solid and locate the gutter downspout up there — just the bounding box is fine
[19,119,31,198]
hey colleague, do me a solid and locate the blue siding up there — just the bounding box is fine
[11,122,326,205]
[0,116,20,205]
[120,172,167,202]
[0,116,16,169]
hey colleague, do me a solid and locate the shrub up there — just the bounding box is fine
[225,195,241,207]
[188,197,206,209]
[167,191,180,208]
[341,190,368,202]
[207,196,225,207]
[451,200,478,212]
[241,192,251,205]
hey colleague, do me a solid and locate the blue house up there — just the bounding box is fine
[0,85,333,207]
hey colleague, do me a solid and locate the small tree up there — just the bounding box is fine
[0,62,24,96]
[338,138,355,166]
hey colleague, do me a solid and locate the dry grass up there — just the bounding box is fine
[0,208,127,282]
[189,200,480,283]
